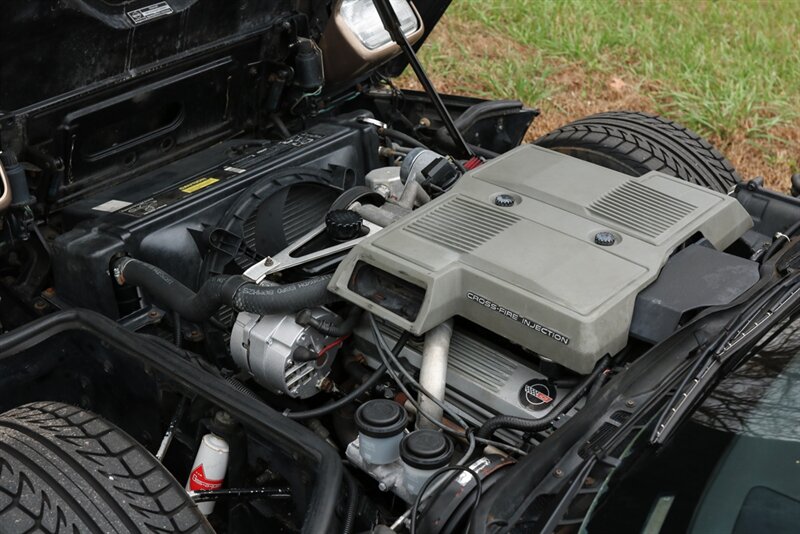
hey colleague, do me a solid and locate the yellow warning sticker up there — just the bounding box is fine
[180,177,219,193]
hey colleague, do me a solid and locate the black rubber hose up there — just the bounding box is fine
[114,258,337,322]
[342,472,359,534]
[297,307,362,337]
[468,143,500,159]
[285,332,411,420]
[115,258,247,322]
[379,127,430,150]
[435,100,522,153]
[232,276,338,315]
[475,356,610,441]
[382,127,497,160]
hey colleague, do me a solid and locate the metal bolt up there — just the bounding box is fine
[33,299,47,311]
[378,482,388,492]
[494,194,515,207]
[595,231,617,246]
[553,468,564,478]
[319,378,333,392]
[43,287,55,297]
[625,399,636,408]
[215,411,236,427]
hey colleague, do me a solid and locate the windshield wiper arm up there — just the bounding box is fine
[649,271,800,444]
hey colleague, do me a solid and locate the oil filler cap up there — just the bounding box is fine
[400,430,454,469]
[325,209,363,241]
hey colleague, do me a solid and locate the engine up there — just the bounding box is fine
[5,1,796,531]
[220,143,756,435]
[1,87,772,532]
[330,144,752,373]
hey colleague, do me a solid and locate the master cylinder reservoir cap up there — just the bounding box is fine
[356,399,408,465]
[400,430,455,496]
[400,430,454,469]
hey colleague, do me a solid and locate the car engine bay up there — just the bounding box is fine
[1,1,800,533]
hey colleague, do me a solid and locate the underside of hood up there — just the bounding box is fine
[1,0,449,114]
[0,0,449,207]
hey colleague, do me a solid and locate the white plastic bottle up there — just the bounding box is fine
[186,433,230,515]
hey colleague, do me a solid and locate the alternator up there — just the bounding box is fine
[230,308,342,399]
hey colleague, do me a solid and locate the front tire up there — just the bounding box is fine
[535,111,740,192]
[0,402,211,533]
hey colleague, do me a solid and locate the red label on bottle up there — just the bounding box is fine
[189,465,223,491]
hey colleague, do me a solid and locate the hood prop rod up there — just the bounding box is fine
[373,0,474,160]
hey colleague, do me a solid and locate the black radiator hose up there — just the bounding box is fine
[475,356,610,442]
[113,258,337,322]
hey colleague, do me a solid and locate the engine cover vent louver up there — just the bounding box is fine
[404,196,520,253]
[588,181,697,238]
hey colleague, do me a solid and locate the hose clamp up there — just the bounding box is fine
[112,257,134,285]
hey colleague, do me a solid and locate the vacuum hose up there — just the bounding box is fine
[113,257,337,322]
[475,356,611,441]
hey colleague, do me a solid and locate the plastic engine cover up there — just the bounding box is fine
[329,145,753,373]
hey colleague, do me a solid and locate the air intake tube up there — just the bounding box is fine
[416,319,454,430]
[112,257,337,322]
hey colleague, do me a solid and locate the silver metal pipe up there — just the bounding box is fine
[396,179,430,209]
[0,156,12,213]
[355,203,398,227]
[156,397,186,462]
[416,319,453,429]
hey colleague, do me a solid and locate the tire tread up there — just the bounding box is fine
[0,402,210,534]
[535,110,740,192]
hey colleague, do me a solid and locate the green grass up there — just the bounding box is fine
[408,20,556,105]
[422,0,800,142]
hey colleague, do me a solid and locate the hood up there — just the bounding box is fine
[0,0,449,205]
[1,0,449,112]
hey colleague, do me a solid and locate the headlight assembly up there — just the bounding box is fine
[320,0,425,83]
[339,0,419,50]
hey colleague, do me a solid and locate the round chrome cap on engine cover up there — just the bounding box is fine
[230,308,341,399]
